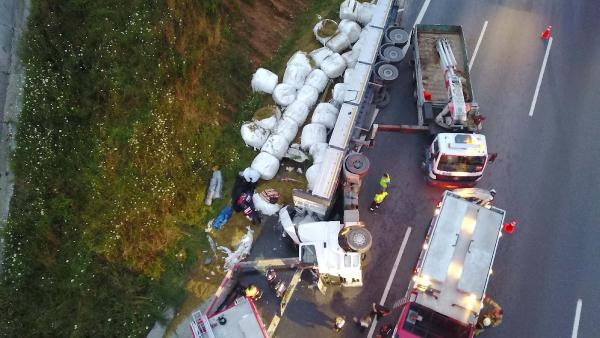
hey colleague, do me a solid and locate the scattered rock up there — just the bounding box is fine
[203,256,213,265]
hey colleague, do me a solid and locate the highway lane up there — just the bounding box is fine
[420,0,600,337]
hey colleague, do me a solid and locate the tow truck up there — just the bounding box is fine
[393,189,505,338]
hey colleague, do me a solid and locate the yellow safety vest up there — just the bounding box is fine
[245,286,258,298]
[374,192,388,203]
[379,176,391,189]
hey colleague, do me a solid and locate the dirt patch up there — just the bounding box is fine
[224,0,311,66]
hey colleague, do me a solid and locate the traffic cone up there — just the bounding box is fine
[503,221,517,234]
[540,25,552,40]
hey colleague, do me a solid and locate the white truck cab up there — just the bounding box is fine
[279,207,371,287]
[426,133,489,187]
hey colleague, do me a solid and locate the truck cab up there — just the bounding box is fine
[279,206,372,287]
[394,190,505,338]
[426,133,489,188]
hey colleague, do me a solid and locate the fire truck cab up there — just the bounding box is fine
[394,190,505,338]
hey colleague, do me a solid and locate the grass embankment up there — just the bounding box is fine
[0,0,339,336]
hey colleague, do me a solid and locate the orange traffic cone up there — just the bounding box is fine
[540,25,552,40]
[503,221,517,234]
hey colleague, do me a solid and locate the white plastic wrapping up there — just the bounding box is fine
[313,19,338,46]
[284,144,309,163]
[283,101,310,127]
[309,142,328,164]
[325,32,351,53]
[253,105,281,130]
[242,167,261,183]
[342,50,358,69]
[311,103,339,130]
[251,152,280,180]
[339,19,361,43]
[273,116,299,143]
[296,85,319,108]
[301,123,327,150]
[333,83,347,105]
[272,83,297,107]
[310,47,334,68]
[261,134,290,160]
[321,53,347,79]
[287,51,311,68]
[241,122,270,149]
[252,193,282,216]
[340,0,359,22]
[251,68,278,94]
[283,64,311,90]
[305,69,329,93]
[357,2,374,25]
[306,163,321,191]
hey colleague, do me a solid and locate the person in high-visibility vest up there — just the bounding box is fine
[474,296,503,335]
[379,173,391,191]
[370,191,388,211]
[244,284,262,300]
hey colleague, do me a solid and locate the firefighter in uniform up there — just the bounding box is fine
[379,173,391,191]
[474,296,503,335]
[244,284,262,300]
[370,191,388,211]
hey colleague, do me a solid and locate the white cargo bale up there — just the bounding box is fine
[272,83,297,107]
[311,103,339,130]
[325,32,351,53]
[261,134,290,160]
[310,47,334,68]
[340,0,359,22]
[342,51,358,69]
[309,142,328,164]
[251,152,280,180]
[339,19,361,43]
[306,163,321,191]
[252,193,282,216]
[321,53,347,79]
[253,105,281,130]
[283,63,311,90]
[242,167,261,183]
[301,123,327,151]
[273,116,299,143]
[357,2,374,25]
[251,68,278,94]
[287,51,311,68]
[241,122,270,149]
[313,19,339,46]
[305,69,329,93]
[296,85,319,108]
[283,101,310,127]
[333,83,347,105]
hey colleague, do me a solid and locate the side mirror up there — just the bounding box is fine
[488,153,498,163]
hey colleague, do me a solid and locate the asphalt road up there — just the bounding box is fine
[247,1,600,337]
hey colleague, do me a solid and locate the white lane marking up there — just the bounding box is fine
[528,36,553,116]
[402,0,432,54]
[572,299,582,338]
[367,226,412,338]
[469,20,489,70]
[414,0,431,26]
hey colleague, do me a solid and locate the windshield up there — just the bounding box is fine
[437,155,485,173]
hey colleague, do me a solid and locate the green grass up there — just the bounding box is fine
[0,0,341,337]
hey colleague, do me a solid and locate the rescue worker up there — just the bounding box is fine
[370,191,388,211]
[244,284,262,300]
[376,324,393,337]
[379,173,391,191]
[371,302,391,318]
[353,314,373,332]
[474,296,503,335]
[334,316,346,332]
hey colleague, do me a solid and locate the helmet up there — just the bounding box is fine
[489,189,497,197]
[483,317,492,326]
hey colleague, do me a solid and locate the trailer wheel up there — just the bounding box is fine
[345,227,372,253]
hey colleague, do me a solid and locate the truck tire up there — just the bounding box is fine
[345,227,372,253]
